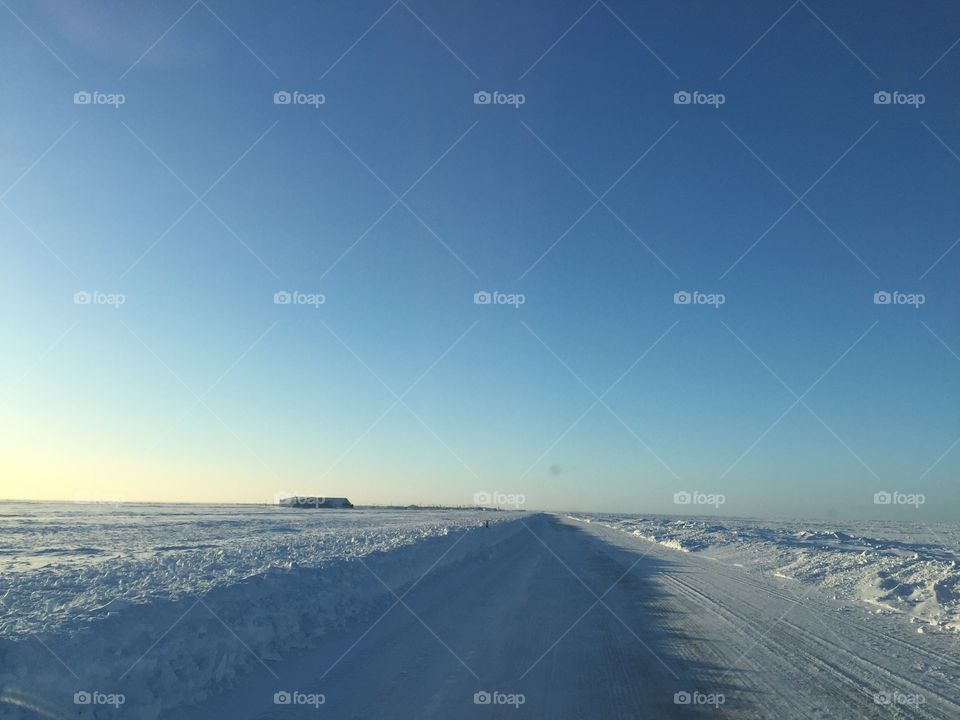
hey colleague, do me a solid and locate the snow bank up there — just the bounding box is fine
[0,504,526,719]
[568,513,960,632]
[0,504,512,639]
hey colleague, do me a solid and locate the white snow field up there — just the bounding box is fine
[0,505,957,719]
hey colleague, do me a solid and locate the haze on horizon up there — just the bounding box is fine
[2,0,959,522]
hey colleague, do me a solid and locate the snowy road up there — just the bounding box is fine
[169,513,959,719]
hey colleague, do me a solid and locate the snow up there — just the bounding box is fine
[567,512,960,632]
[0,502,514,639]
[0,502,521,719]
[2,504,958,719]
[175,513,960,718]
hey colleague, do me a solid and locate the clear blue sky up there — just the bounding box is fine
[2,0,959,520]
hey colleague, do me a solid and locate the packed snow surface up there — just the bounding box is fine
[568,512,960,632]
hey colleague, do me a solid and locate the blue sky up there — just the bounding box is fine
[2,0,959,520]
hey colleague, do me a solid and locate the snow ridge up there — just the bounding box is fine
[567,513,960,632]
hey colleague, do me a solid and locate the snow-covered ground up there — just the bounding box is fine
[2,505,958,718]
[0,502,520,718]
[567,513,960,634]
[0,502,515,639]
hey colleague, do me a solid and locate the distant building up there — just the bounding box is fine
[279,496,354,509]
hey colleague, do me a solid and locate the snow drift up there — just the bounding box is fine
[568,513,960,633]
[0,504,524,719]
